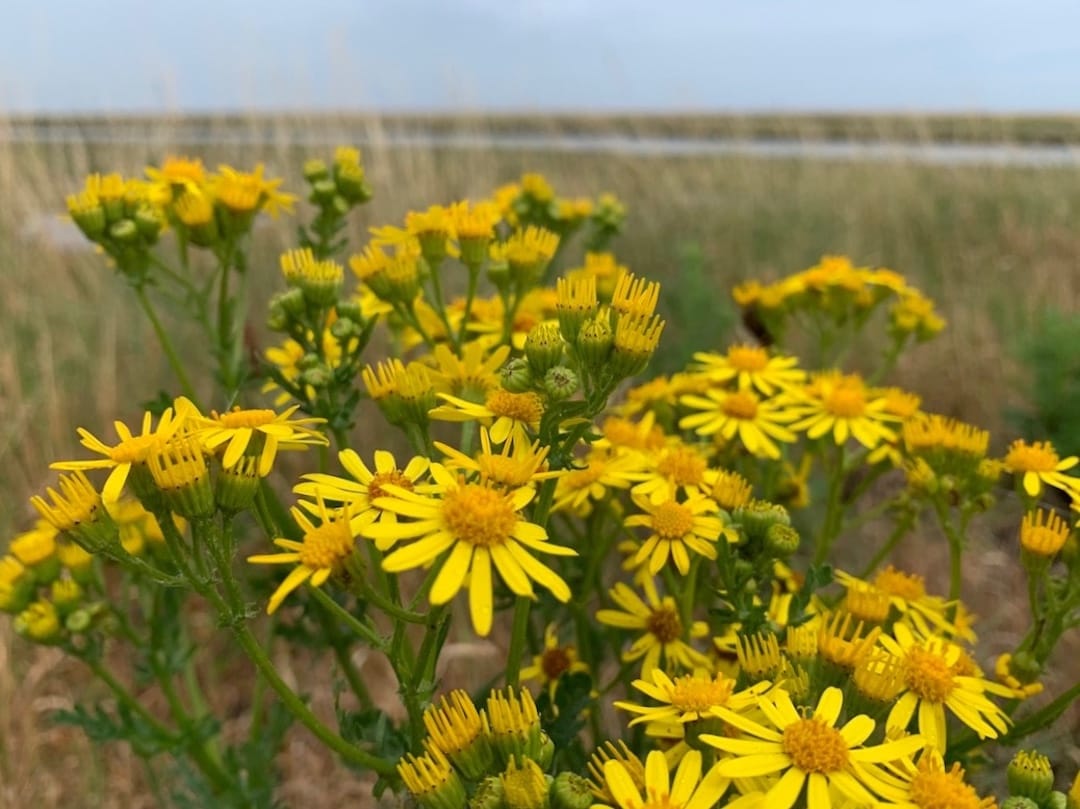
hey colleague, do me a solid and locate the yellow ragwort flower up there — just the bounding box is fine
[364,464,575,636]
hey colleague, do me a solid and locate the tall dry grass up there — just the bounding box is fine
[2,113,1080,805]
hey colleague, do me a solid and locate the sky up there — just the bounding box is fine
[3,0,1080,113]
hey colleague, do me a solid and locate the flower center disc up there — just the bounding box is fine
[368,470,414,501]
[110,434,159,464]
[298,521,355,569]
[873,566,926,600]
[909,764,985,809]
[441,484,518,547]
[904,646,956,702]
[721,392,759,420]
[486,390,545,423]
[646,605,683,643]
[727,345,769,372]
[218,408,276,429]
[651,502,696,540]
[669,675,734,713]
[657,448,706,486]
[782,717,850,774]
[825,388,867,418]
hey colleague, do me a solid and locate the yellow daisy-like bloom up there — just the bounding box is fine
[435,427,558,490]
[173,187,215,227]
[552,448,645,515]
[430,390,545,444]
[596,579,710,675]
[426,340,511,399]
[625,493,724,575]
[262,328,345,406]
[8,522,58,568]
[588,741,646,805]
[993,653,1044,699]
[880,623,1013,751]
[838,567,975,643]
[630,442,713,504]
[611,272,661,319]
[247,497,370,614]
[191,405,327,477]
[210,163,295,217]
[1020,508,1071,557]
[294,449,431,545]
[704,687,927,809]
[597,413,668,456]
[50,403,190,502]
[364,464,575,636]
[868,750,996,809]
[145,155,206,195]
[1003,439,1080,498]
[692,344,806,395]
[598,750,734,809]
[788,373,898,449]
[679,389,798,460]
[615,668,766,728]
[519,623,589,699]
[710,469,754,511]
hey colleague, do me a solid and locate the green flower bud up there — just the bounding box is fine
[14,600,63,644]
[1002,798,1040,809]
[266,301,290,332]
[310,177,337,204]
[576,316,613,372]
[733,499,790,544]
[487,258,511,291]
[335,300,364,324]
[549,773,592,809]
[543,366,579,401]
[65,608,93,634]
[501,758,549,809]
[303,158,329,183]
[500,358,535,394]
[300,365,333,390]
[134,204,164,243]
[334,161,371,204]
[330,316,360,341]
[764,523,800,558]
[279,287,307,317]
[108,218,140,245]
[1008,751,1054,805]
[470,776,505,809]
[70,202,106,240]
[525,322,565,376]
[50,578,84,616]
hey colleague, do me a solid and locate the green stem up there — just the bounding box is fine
[135,287,199,403]
[309,586,388,651]
[813,444,846,566]
[455,265,481,347]
[311,594,374,708]
[505,596,533,689]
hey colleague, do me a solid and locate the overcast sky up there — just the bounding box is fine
[3,0,1079,113]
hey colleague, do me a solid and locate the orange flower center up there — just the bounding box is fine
[367,470,414,502]
[726,345,769,372]
[668,674,735,713]
[298,520,356,570]
[645,604,683,644]
[656,447,707,486]
[873,565,926,600]
[721,391,759,420]
[217,408,277,429]
[486,390,544,424]
[908,762,987,809]
[109,434,160,464]
[781,717,850,773]
[650,502,696,540]
[565,460,606,488]
[824,387,867,418]
[1004,440,1059,472]
[441,484,518,547]
[904,645,955,702]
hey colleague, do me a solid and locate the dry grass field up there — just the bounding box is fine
[2,113,1080,806]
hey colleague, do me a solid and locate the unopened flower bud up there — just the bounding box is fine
[15,601,62,644]
[470,777,505,809]
[278,288,307,317]
[733,500,790,544]
[134,205,164,243]
[501,758,549,809]
[335,300,364,324]
[1002,798,1040,809]
[764,523,800,558]
[525,322,565,376]
[576,317,613,372]
[501,358,535,394]
[215,455,261,513]
[550,773,592,809]
[1008,751,1054,805]
[543,366,579,401]
[303,158,329,183]
[109,219,139,245]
